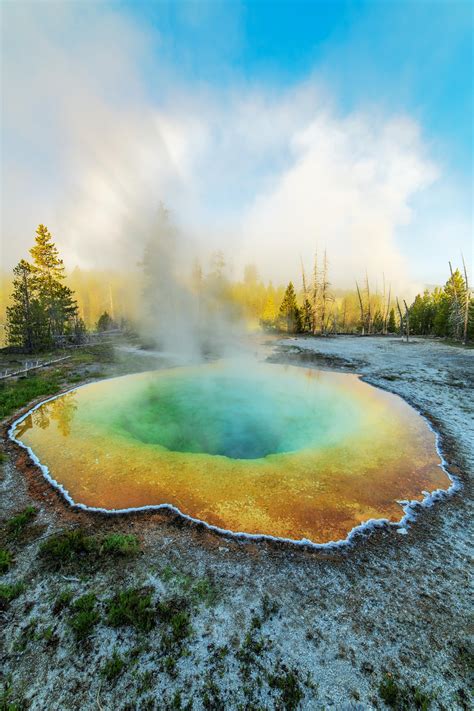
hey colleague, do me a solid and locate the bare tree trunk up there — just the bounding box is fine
[356,281,365,335]
[462,253,470,345]
[365,272,372,334]
[312,251,319,335]
[396,297,404,339]
[384,284,391,335]
[403,300,410,343]
[342,298,347,332]
[321,250,328,335]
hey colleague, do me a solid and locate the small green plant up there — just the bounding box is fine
[106,587,155,632]
[268,668,304,711]
[262,593,279,620]
[137,670,153,694]
[0,372,62,420]
[69,593,100,641]
[164,655,177,677]
[0,581,25,610]
[53,587,74,613]
[7,506,37,537]
[379,673,432,710]
[0,676,26,711]
[0,548,13,574]
[157,597,192,644]
[40,529,96,568]
[101,533,140,557]
[191,577,218,606]
[101,650,125,682]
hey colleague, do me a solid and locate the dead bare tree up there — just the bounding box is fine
[462,253,470,345]
[356,281,365,335]
[396,297,404,339]
[341,297,347,333]
[365,272,372,334]
[403,299,411,343]
[320,250,332,335]
[384,284,392,335]
[312,250,320,334]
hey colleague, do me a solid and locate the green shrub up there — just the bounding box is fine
[69,593,100,641]
[0,582,25,610]
[0,548,13,574]
[379,674,432,710]
[101,651,125,682]
[7,506,37,537]
[101,533,140,557]
[157,597,192,646]
[106,587,155,632]
[0,373,61,419]
[53,588,74,614]
[268,669,304,711]
[40,529,96,568]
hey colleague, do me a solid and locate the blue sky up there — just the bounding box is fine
[2,0,473,287]
[120,0,472,177]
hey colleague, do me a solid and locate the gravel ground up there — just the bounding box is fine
[0,336,472,710]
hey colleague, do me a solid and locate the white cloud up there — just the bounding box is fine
[1,1,467,294]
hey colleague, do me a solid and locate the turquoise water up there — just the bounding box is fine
[101,365,363,459]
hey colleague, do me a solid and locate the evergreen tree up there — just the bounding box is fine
[387,308,397,333]
[29,224,78,340]
[278,282,302,333]
[6,260,47,351]
[301,298,313,333]
[372,309,384,333]
[6,225,80,351]
[97,311,115,332]
[445,268,466,340]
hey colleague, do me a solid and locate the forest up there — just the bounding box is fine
[1,223,473,353]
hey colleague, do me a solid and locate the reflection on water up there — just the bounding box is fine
[17,392,78,438]
[14,362,450,543]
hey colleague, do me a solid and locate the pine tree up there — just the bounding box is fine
[278,282,301,333]
[97,311,115,332]
[387,308,397,333]
[6,260,48,351]
[445,267,466,340]
[29,224,78,341]
[301,298,313,332]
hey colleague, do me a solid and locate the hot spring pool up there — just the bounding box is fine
[11,361,451,544]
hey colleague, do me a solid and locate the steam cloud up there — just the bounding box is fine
[1,2,468,302]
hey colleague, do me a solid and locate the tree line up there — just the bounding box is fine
[4,225,472,351]
[272,252,473,343]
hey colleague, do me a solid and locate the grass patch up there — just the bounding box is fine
[7,506,37,537]
[71,343,116,365]
[39,529,97,569]
[157,596,192,646]
[101,533,140,557]
[40,528,141,569]
[379,673,432,710]
[53,587,74,614]
[0,676,27,711]
[0,548,13,574]
[0,372,62,419]
[69,593,100,641]
[269,668,304,711]
[101,650,125,682]
[107,587,155,632]
[0,581,25,610]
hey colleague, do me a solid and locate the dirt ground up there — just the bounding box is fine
[0,336,472,710]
